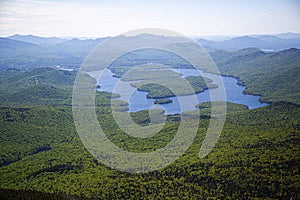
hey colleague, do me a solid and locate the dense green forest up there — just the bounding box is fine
[0,45,300,199]
[0,101,299,199]
[132,75,215,98]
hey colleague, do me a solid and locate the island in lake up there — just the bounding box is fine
[153,98,173,104]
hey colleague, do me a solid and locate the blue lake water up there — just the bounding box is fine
[97,68,268,115]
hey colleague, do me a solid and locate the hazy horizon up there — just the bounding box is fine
[3,32,300,41]
[1,0,300,38]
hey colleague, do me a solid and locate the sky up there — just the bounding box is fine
[0,0,300,37]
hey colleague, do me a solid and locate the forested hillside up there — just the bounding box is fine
[211,48,300,104]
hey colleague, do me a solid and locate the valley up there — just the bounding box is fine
[0,33,299,199]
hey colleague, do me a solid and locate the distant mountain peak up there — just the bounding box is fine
[281,47,300,53]
[7,34,67,47]
[229,36,261,42]
[277,32,300,39]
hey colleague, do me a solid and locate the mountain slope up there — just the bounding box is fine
[48,37,107,57]
[211,48,300,104]
[0,38,43,59]
[7,34,66,47]
[0,37,108,70]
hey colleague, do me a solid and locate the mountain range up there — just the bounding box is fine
[0,33,300,70]
[197,34,300,51]
[7,34,67,47]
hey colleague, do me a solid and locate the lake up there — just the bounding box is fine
[97,68,268,115]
